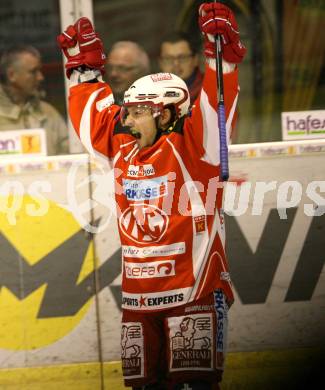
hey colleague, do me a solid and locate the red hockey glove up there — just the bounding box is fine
[198,2,246,63]
[57,17,106,78]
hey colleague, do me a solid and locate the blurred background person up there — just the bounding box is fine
[159,31,203,105]
[105,41,150,105]
[0,45,68,155]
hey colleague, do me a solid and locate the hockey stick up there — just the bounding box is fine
[214,0,229,181]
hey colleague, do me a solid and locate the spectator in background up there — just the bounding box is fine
[159,31,203,105]
[0,45,68,155]
[105,41,150,105]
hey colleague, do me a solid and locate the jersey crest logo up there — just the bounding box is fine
[119,204,169,244]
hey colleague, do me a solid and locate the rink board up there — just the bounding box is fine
[0,347,323,389]
[0,140,324,385]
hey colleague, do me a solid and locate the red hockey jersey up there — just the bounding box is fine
[69,64,239,311]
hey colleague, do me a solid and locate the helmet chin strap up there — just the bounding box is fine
[153,116,177,143]
[164,119,178,134]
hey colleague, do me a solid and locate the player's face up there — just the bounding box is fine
[159,40,198,81]
[122,105,158,149]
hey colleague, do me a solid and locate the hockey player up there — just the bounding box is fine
[57,3,246,390]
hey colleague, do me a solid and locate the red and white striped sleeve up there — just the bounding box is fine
[185,62,239,165]
[69,81,120,161]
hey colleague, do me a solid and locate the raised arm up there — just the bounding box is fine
[185,2,246,166]
[57,17,120,160]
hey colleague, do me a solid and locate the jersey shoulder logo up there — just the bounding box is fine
[127,164,155,177]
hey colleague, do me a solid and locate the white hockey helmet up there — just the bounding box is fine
[122,73,190,119]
